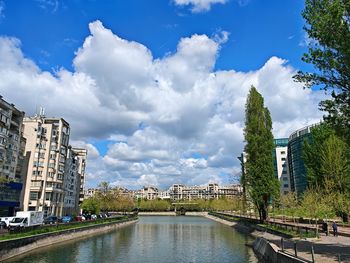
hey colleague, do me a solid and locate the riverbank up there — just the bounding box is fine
[0,216,138,262]
[208,212,350,262]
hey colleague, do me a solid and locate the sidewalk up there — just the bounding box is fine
[259,231,350,263]
[217,212,350,262]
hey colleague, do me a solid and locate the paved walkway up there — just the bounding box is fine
[216,212,350,262]
[258,231,350,262]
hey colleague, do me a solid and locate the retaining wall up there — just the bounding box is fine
[253,237,310,263]
[138,212,176,216]
[0,218,137,262]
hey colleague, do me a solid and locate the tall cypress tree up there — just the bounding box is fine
[244,86,279,223]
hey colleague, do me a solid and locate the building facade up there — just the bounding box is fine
[62,147,81,215]
[168,183,242,201]
[0,97,26,216]
[288,124,316,194]
[22,116,71,217]
[273,138,291,194]
[72,148,87,206]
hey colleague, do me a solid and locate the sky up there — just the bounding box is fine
[0,0,326,190]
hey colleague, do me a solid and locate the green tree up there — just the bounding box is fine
[299,188,334,235]
[279,192,299,223]
[244,86,280,223]
[320,134,350,194]
[303,123,335,187]
[294,0,350,144]
[81,197,100,214]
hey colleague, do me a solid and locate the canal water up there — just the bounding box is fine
[6,216,258,263]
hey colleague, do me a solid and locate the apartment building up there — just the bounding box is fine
[22,116,71,217]
[169,183,242,201]
[72,148,87,205]
[0,97,26,216]
[136,186,159,200]
[62,147,81,215]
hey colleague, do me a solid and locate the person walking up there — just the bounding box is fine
[332,221,338,237]
[322,220,328,236]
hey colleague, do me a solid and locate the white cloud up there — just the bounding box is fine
[0,20,326,189]
[173,0,228,13]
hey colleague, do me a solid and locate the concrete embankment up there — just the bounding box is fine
[138,211,208,216]
[253,237,309,263]
[138,211,176,216]
[207,213,310,263]
[0,218,138,262]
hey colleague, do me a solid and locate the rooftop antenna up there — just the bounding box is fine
[39,107,45,118]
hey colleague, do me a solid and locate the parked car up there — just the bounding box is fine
[0,221,7,229]
[91,214,97,220]
[75,215,86,222]
[61,216,73,223]
[43,216,59,225]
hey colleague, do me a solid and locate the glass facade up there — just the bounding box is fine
[288,125,313,194]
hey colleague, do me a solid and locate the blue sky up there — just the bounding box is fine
[0,0,324,189]
[1,0,310,72]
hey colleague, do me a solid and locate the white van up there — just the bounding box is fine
[9,211,44,229]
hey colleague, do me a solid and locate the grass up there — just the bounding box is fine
[260,223,318,238]
[210,211,318,239]
[0,216,134,241]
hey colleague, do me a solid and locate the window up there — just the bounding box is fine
[60,147,66,155]
[29,191,39,200]
[28,206,36,211]
[281,151,286,155]
[282,170,288,174]
[48,172,54,177]
[283,184,289,188]
[46,182,55,188]
[57,173,63,180]
[32,170,43,176]
[31,180,42,187]
[281,157,286,161]
[283,177,288,181]
[45,192,52,201]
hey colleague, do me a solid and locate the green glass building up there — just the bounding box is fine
[287,124,316,194]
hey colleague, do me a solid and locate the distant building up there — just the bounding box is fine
[168,183,242,201]
[0,97,26,216]
[137,186,159,200]
[83,188,96,199]
[158,190,170,200]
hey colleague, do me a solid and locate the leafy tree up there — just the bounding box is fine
[244,86,280,223]
[294,0,350,144]
[299,188,334,235]
[81,197,100,214]
[303,123,335,187]
[279,192,299,223]
[320,134,350,194]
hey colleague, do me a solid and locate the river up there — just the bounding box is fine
[6,216,258,263]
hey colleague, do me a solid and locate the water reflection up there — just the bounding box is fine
[6,216,257,263]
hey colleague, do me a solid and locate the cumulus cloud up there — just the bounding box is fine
[173,0,228,13]
[0,20,326,189]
